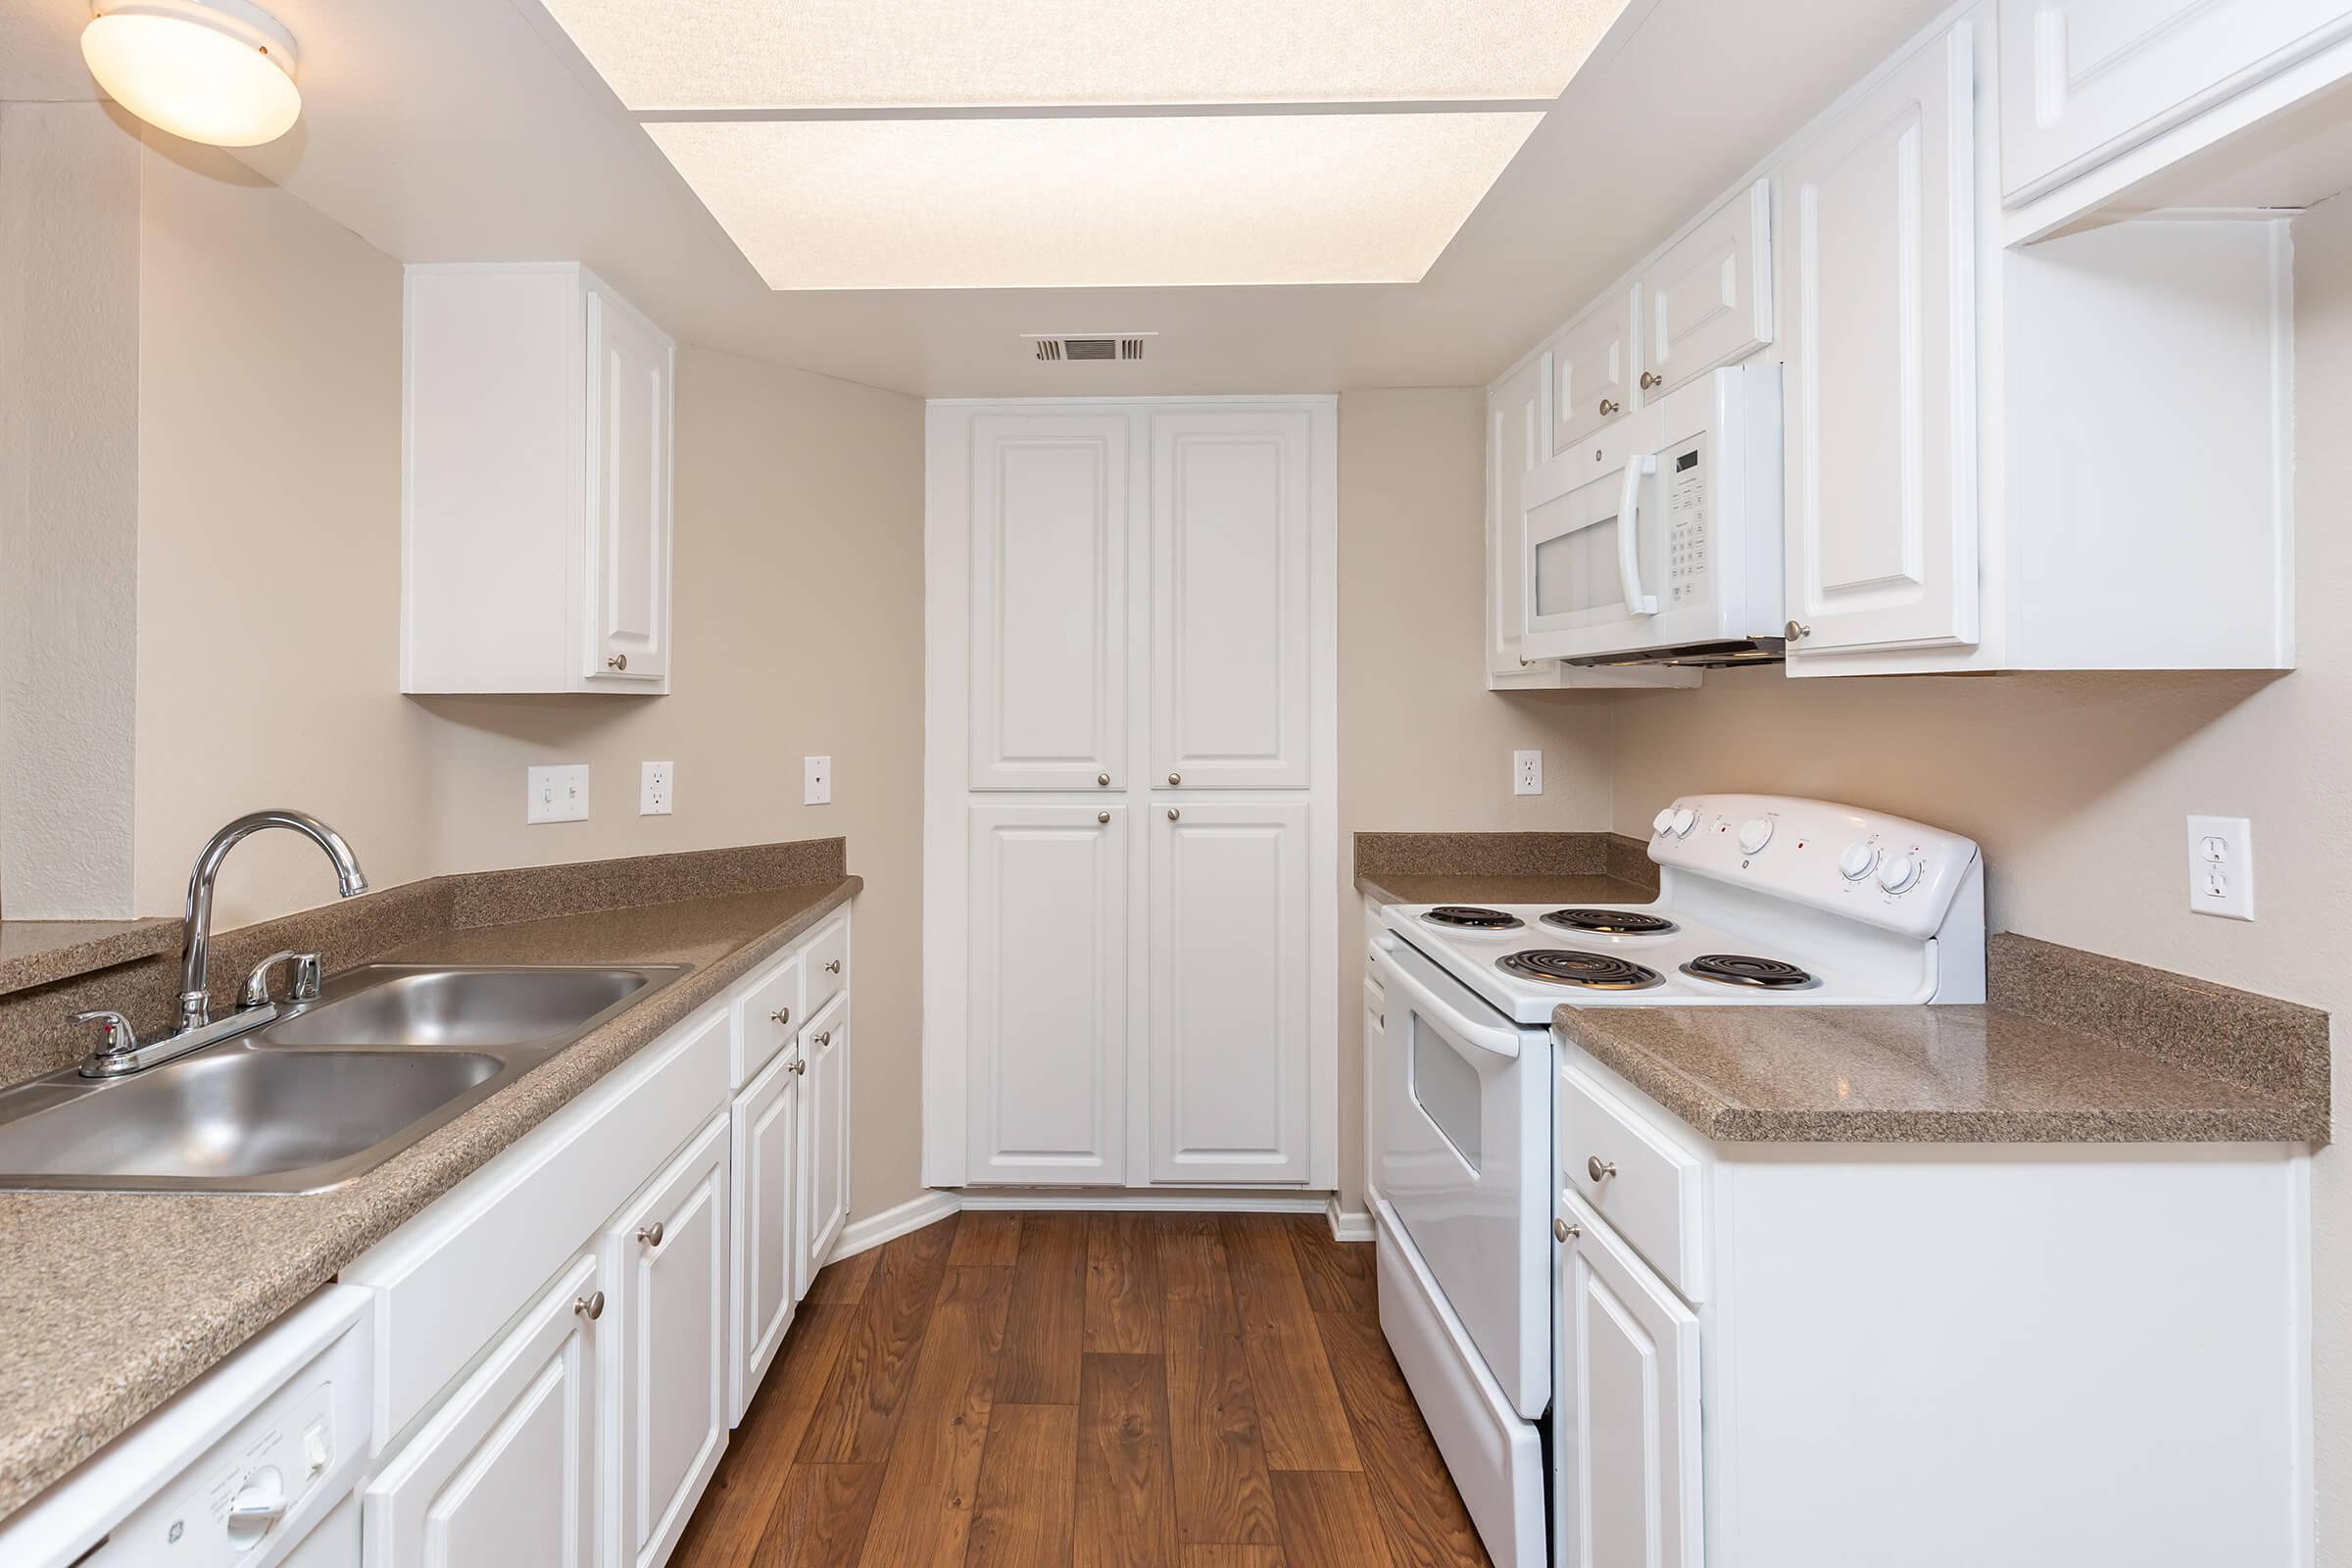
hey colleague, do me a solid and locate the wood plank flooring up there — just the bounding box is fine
[672,1212,1492,1568]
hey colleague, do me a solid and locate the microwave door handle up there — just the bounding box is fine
[1615,453,1659,615]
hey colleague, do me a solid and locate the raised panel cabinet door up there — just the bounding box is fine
[1150,409,1313,790]
[1553,1196,1701,1568]
[583,285,672,684]
[968,412,1130,789]
[1148,800,1311,1184]
[606,1113,730,1568]
[364,1254,602,1568]
[967,804,1129,1183]
[1551,286,1639,453]
[1487,352,1559,688]
[1641,177,1774,396]
[796,993,851,1298]
[1782,23,1981,659]
[1999,0,2352,203]
[728,1049,799,1425]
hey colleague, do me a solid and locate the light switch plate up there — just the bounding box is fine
[640,760,673,816]
[527,764,589,824]
[2185,814,2253,920]
[804,756,832,806]
[1513,750,1544,796]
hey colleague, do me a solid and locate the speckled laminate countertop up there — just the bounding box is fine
[1354,871,1659,908]
[0,875,856,1522]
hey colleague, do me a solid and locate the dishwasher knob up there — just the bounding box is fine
[1877,853,1921,894]
[1670,808,1697,838]
[1737,817,1773,854]
[1838,841,1878,881]
[225,1466,288,1548]
[1651,808,1677,836]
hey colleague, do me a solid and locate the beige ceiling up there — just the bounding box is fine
[4,0,1954,396]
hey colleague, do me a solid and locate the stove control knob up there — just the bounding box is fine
[1737,817,1773,855]
[1670,808,1697,838]
[1838,842,1878,881]
[1877,853,1921,894]
[1651,808,1677,837]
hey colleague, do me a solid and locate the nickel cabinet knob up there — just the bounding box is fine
[1640,370,1662,392]
[1167,771,1182,785]
[1588,1155,1616,1183]
[1785,620,1811,642]
[1098,810,1111,823]
[574,1290,605,1321]
[789,1055,808,1075]
[824,959,841,974]
[1598,398,1620,417]
[1553,1218,1581,1243]
[637,1222,663,1248]
[770,1006,791,1026]
[605,654,628,671]
[1167,808,1180,821]
[1098,772,1111,787]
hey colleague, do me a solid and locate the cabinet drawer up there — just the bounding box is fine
[733,948,803,1088]
[804,913,849,1019]
[1558,1065,1706,1301]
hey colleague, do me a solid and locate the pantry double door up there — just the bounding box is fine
[926,399,1336,1192]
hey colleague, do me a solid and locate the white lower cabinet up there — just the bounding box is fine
[363,1255,603,1568]
[729,1047,800,1426]
[606,1115,730,1568]
[798,994,851,1297]
[1552,1192,1701,1568]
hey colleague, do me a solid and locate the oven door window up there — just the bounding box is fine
[1407,1011,1482,1168]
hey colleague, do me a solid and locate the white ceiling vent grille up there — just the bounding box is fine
[1028,332,1154,363]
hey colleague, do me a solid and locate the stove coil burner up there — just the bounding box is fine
[1421,906,1525,931]
[1681,954,1815,989]
[1541,907,1679,936]
[1498,950,1664,990]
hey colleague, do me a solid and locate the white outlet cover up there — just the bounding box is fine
[640,760,673,816]
[1512,749,1544,796]
[2185,814,2253,920]
[804,755,832,806]
[527,763,590,824]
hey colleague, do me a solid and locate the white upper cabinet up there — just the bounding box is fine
[1150,409,1312,790]
[967,412,1130,790]
[1149,800,1310,1185]
[402,264,675,695]
[1551,285,1640,452]
[1998,0,2352,205]
[1487,353,1554,688]
[1640,178,1774,397]
[1780,22,1980,661]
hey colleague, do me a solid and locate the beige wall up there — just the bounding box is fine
[1335,386,1617,1207]
[1608,192,2352,1557]
[415,346,927,1220]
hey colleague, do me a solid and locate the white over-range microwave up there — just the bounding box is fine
[1519,363,1784,666]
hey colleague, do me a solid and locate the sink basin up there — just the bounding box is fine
[263,966,659,1048]
[0,961,687,1193]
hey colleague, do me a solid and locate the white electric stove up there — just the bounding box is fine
[1367,794,1984,1568]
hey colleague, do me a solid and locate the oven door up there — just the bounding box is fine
[1372,933,1551,1420]
[1521,407,1665,662]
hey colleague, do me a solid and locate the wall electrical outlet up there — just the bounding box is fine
[1513,749,1544,796]
[526,763,589,824]
[804,756,832,806]
[640,760,673,816]
[2185,814,2254,920]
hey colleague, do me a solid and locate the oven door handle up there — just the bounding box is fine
[1615,452,1659,616]
[1374,938,1522,1062]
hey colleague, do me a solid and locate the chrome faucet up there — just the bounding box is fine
[178,809,369,1031]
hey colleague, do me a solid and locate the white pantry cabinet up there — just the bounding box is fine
[1149,800,1311,1184]
[402,263,674,695]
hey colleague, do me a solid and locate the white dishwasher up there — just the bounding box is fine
[0,1285,373,1568]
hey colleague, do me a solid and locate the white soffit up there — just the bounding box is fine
[537,0,1631,110]
[646,113,1544,290]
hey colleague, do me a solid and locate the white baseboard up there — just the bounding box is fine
[1326,1196,1375,1243]
[828,1191,960,1262]
[958,1190,1334,1214]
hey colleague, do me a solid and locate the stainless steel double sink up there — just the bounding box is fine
[0,964,686,1195]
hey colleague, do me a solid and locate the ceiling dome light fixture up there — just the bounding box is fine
[81,0,302,148]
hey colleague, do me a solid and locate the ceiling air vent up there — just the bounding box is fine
[1028,332,1154,364]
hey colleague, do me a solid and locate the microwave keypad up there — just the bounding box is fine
[1667,444,1707,603]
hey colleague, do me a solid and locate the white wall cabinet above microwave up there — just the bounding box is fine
[401,263,675,695]
[1640,178,1775,400]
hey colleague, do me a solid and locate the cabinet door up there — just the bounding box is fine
[1553,1198,1701,1568]
[606,1114,730,1568]
[728,1049,799,1426]
[364,1255,602,1568]
[1150,409,1312,790]
[969,412,1130,789]
[1486,353,1558,688]
[1148,801,1310,1184]
[796,993,851,1298]
[583,285,672,684]
[1551,286,1639,453]
[1782,23,1980,659]
[967,805,1129,1183]
[1641,177,1773,396]
[1999,0,2352,203]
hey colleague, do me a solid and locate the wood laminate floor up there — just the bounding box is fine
[672,1211,1494,1568]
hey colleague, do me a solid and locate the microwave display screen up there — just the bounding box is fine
[1676,451,1700,472]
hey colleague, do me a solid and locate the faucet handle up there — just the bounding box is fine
[241,951,322,1009]
[70,1010,140,1057]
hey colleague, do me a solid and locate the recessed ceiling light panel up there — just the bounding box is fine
[646,112,1543,290]
[542,0,1631,110]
